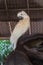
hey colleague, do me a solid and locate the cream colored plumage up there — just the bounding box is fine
[10,11,31,50]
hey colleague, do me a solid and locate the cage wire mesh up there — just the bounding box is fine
[0,0,43,36]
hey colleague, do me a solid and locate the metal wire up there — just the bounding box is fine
[27,0,31,35]
[5,0,12,35]
[8,22,12,34]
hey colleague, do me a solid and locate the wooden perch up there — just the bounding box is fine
[24,45,43,60]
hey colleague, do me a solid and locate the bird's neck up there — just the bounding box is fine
[22,16,30,22]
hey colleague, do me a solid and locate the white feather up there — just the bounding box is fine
[10,11,30,50]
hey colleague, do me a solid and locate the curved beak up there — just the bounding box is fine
[17,16,23,20]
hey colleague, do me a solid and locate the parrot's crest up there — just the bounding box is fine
[17,11,29,19]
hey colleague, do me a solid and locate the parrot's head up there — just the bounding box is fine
[17,11,29,19]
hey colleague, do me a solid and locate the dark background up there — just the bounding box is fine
[0,0,43,37]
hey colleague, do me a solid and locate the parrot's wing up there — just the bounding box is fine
[10,18,29,50]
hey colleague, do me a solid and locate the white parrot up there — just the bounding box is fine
[10,11,31,50]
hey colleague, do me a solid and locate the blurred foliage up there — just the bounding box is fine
[0,40,13,62]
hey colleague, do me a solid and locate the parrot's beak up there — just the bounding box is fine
[17,14,23,20]
[18,16,23,19]
[17,16,23,20]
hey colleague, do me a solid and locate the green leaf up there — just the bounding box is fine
[0,40,13,62]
